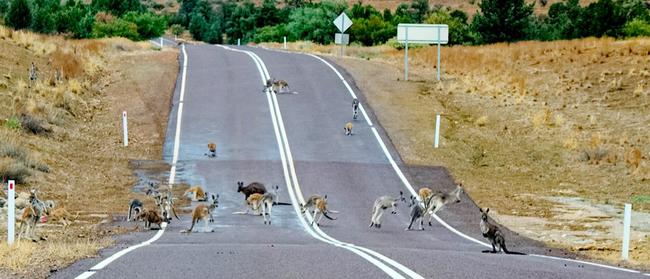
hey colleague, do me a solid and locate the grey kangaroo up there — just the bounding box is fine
[406,195,427,231]
[369,191,405,229]
[479,208,525,255]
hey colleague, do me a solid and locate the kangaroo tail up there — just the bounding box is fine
[273,202,292,206]
[172,206,180,220]
[323,211,337,220]
[186,218,196,234]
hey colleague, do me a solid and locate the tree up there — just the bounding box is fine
[425,10,472,45]
[471,0,534,44]
[410,0,429,22]
[5,0,31,30]
[287,1,345,44]
[30,0,60,34]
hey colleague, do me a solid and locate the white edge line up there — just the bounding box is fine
[220,45,411,279]
[305,48,648,275]
[73,43,188,279]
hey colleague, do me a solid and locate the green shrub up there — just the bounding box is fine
[471,0,534,44]
[92,17,140,40]
[253,24,288,43]
[5,116,21,130]
[122,11,167,39]
[425,10,473,45]
[623,18,650,37]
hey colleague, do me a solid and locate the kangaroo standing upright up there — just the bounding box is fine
[479,208,524,254]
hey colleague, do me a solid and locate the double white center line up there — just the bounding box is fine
[218,45,424,279]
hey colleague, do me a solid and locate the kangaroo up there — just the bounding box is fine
[260,185,279,225]
[406,195,426,231]
[206,142,217,158]
[344,122,353,136]
[137,209,163,230]
[28,62,38,86]
[418,187,433,203]
[237,181,266,200]
[369,191,405,229]
[479,208,526,255]
[272,79,291,94]
[352,98,359,120]
[246,193,264,215]
[208,193,219,223]
[625,147,643,174]
[300,194,337,226]
[127,199,143,221]
[161,191,180,222]
[424,184,464,226]
[17,189,49,241]
[184,186,207,201]
[182,204,214,234]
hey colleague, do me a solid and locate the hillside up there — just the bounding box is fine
[0,27,179,278]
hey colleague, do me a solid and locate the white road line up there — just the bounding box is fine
[74,44,189,279]
[306,50,647,276]
[219,45,421,279]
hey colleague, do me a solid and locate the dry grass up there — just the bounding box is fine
[0,26,179,277]
[0,238,113,277]
[271,37,650,267]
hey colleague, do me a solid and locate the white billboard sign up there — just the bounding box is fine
[397,24,449,44]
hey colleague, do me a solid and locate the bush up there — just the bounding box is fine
[623,18,650,37]
[0,159,30,184]
[171,24,184,37]
[5,116,21,130]
[122,11,167,39]
[253,24,288,43]
[92,16,140,40]
[425,10,473,45]
[20,114,50,135]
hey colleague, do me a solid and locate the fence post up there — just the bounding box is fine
[122,111,128,147]
[7,180,15,245]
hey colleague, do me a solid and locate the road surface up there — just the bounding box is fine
[53,44,647,279]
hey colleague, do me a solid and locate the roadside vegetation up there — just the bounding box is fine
[1,0,168,40]
[0,25,179,277]
[169,0,650,46]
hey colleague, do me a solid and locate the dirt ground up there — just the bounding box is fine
[260,38,650,269]
[0,27,179,278]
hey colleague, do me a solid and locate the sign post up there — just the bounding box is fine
[283,36,287,49]
[397,24,449,81]
[333,12,352,57]
[122,111,128,147]
[7,180,15,245]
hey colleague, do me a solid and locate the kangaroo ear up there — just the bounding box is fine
[324,195,328,199]
[486,208,490,213]
[479,208,483,213]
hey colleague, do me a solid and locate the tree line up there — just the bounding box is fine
[1,0,167,41]
[1,0,649,45]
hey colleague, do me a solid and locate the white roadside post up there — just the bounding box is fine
[122,111,128,147]
[622,203,632,260]
[283,36,287,49]
[397,24,449,81]
[333,12,352,57]
[7,180,15,245]
[237,38,241,46]
[434,114,441,148]
[160,37,163,48]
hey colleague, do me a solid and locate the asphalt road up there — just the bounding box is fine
[53,44,647,279]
